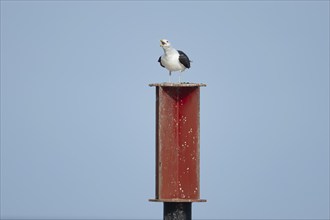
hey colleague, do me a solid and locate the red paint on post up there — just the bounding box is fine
[149,83,206,203]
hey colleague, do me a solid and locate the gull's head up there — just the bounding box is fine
[160,39,171,48]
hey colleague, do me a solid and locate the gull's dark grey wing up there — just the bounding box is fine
[158,56,165,68]
[178,50,190,69]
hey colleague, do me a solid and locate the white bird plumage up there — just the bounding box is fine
[158,39,191,83]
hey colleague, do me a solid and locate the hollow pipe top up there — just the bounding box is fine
[149,82,207,87]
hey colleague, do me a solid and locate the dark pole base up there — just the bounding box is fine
[164,202,192,220]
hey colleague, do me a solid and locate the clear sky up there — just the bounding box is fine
[1,1,329,219]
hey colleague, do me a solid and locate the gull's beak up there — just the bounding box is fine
[160,40,163,47]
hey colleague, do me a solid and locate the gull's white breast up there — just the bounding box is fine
[161,51,186,72]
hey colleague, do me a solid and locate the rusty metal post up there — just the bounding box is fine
[149,83,206,220]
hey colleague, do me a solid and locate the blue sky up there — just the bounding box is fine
[1,1,329,219]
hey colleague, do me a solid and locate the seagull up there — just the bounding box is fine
[158,39,191,83]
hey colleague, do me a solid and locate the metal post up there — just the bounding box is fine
[164,202,191,220]
[149,83,206,220]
